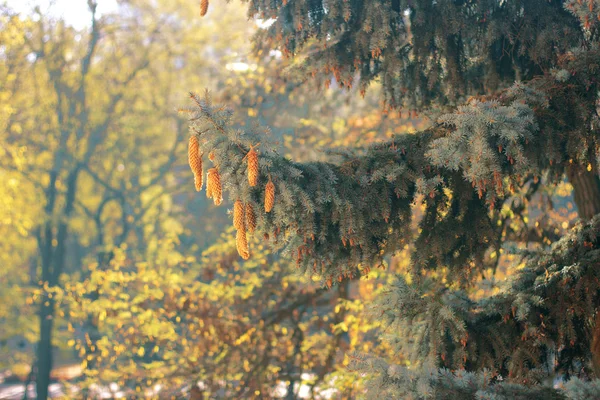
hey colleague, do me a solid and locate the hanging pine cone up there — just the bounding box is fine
[236,228,250,260]
[208,151,215,161]
[206,177,213,199]
[233,200,245,230]
[247,145,259,187]
[207,168,222,205]
[246,202,257,233]
[188,136,203,191]
[200,0,209,16]
[264,179,275,212]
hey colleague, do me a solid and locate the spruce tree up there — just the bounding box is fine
[184,1,600,397]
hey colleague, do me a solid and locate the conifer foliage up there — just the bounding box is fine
[184,0,600,397]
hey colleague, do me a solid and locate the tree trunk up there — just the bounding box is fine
[593,312,600,377]
[35,168,79,399]
[566,164,600,377]
[36,298,55,400]
[566,164,600,220]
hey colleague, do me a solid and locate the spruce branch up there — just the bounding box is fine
[185,48,600,285]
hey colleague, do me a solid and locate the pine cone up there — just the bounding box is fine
[200,0,209,16]
[247,146,259,187]
[188,136,202,191]
[207,168,222,205]
[206,177,213,199]
[236,227,250,260]
[264,179,275,212]
[246,202,257,233]
[233,200,245,230]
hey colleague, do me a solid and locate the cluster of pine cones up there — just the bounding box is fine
[188,136,275,259]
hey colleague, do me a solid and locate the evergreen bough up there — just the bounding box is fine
[183,0,600,397]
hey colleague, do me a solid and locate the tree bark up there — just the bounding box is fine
[36,168,80,399]
[36,298,55,400]
[566,164,600,220]
[593,312,600,377]
[566,164,600,377]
